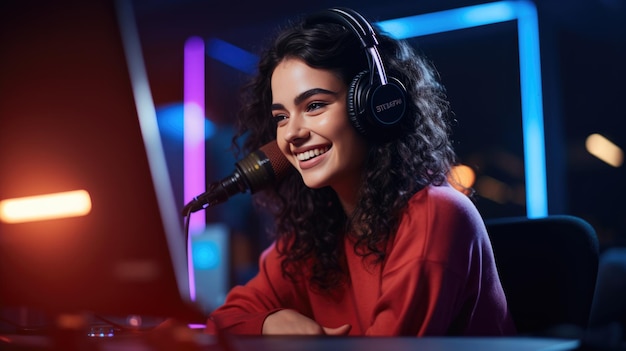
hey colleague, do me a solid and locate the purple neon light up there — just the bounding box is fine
[184,36,205,301]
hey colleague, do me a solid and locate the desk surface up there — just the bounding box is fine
[1,334,581,351]
[230,336,581,351]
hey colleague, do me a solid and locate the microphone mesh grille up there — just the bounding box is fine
[260,141,291,181]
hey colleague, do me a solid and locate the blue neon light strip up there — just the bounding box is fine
[377,1,547,218]
[202,0,548,217]
[206,38,258,74]
[376,2,517,38]
[514,2,548,218]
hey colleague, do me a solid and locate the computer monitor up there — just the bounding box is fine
[0,0,203,324]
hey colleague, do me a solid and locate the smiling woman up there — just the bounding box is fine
[271,58,367,202]
[205,7,516,337]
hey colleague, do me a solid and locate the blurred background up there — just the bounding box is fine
[128,0,626,288]
[2,0,624,312]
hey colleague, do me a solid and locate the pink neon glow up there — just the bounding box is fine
[184,36,205,301]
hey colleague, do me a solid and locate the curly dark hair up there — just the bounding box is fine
[232,14,456,292]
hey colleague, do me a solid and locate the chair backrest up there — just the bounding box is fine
[485,215,599,336]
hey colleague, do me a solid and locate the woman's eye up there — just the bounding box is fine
[272,114,288,126]
[306,102,327,112]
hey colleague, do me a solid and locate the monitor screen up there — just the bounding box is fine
[0,0,202,324]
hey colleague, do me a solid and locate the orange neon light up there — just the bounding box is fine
[0,190,92,223]
[448,164,476,195]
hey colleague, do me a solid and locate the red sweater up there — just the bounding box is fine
[206,184,516,336]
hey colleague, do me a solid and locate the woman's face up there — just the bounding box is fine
[271,58,368,197]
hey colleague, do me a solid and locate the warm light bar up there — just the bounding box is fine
[476,176,509,204]
[448,164,476,195]
[0,190,91,223]
[586,133,624,168]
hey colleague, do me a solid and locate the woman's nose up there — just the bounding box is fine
[283,115,310,143]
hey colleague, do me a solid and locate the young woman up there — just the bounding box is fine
[206,8,516,336]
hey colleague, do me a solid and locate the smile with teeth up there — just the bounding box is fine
[296,146,330,161]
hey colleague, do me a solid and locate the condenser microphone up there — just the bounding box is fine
[181,141,291,215]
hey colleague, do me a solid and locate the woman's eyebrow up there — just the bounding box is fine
[271,88,338,111]
[271,103,284,111]
[294,88,337,106]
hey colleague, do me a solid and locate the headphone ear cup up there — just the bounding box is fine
[348,70,408,140]
[347,70,371,137]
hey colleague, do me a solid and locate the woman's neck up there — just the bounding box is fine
[334,181,361,216]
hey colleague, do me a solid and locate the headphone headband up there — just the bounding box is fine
[303,8,409,142]
[305,8,378,49]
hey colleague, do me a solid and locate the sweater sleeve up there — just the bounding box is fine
[364,185,513,336]
[206,242,302,334]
